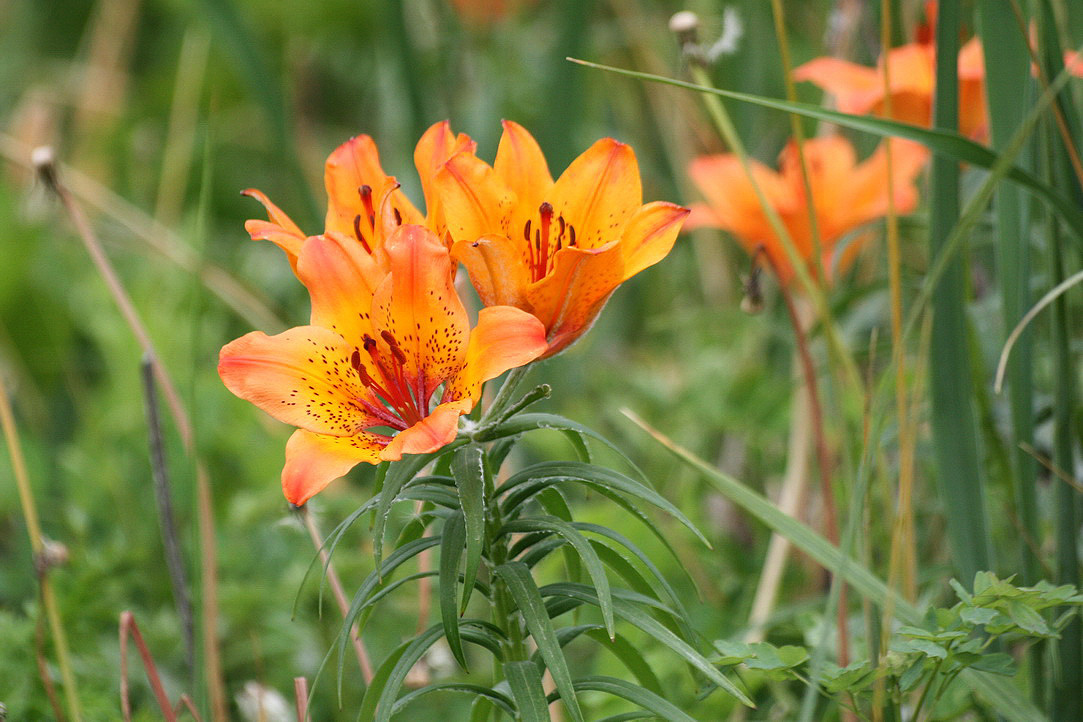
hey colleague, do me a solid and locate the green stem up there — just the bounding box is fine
[481,366,532,425]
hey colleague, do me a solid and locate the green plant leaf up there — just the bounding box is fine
[374,448,461,571]
[505,660,552,722]
[625,412,1048,720]
[452,444,488,613]
[499,461,709,547]
[390,684,517,718]
[440,512,468,669]
[502,516,615,639]
[495,562,585,722]
[541,582,752,706]
[561,675,700,722]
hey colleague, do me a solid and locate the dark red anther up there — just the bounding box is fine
[523,219,531,241]
[363,334,378,352]
[393,208,403,225]
[350,349,362,371]
[352,215,373,254]
[381,330,408,366]
[359,185,375,215]
[568,226,577,247]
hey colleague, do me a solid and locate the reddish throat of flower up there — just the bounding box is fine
[349,331,431,436]
[522,202,577,282]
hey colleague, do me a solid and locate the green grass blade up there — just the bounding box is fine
[567,57,1083,244]
[505,660,552,722]
[926,0,991,584]
[391,684,517,718]
[495,562,585,722]
[978,0,1041,587]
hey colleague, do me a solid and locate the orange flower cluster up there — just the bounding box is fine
[220,122,687,504]
[687,137,928,287]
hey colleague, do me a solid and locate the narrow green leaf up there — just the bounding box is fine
[565,675,699,722]
[499,461,709,547]
[538,488,583,585]
[541,582,752,707]
[373,446,462,570]
[505,660,552,722]
[495,562,585,722]
[390,684,517,718]
[502,517,615,638]
[578,626,665,696]
[357,639,412,722]
[625,413,1048,720]
[452,445,488,613]
[440,512,468,669]
[567,57,1083,244]
[479,412,636,469]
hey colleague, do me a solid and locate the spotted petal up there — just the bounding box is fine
[447,306,548,403]
[526,242,624,356]
[218,326,379,436]
[371,225,470,392]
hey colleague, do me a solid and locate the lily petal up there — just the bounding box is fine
[218,326,377,436]
[282,429,384,506]
[371,225,470,389]
[242,189,306,269]
[494,120,553,211]
[525,242,623,356]
[451,233,532,308]
[324,136,424,239]
[296,234,384,349]
[415,121,477,238]
[436,152,515,245]
[381,399,472,460]
[620,202,690,279]
[550,138,641,249]
[447,306,548,403]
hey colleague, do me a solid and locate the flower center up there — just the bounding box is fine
[523,202,577,282]
[349,331,432,431]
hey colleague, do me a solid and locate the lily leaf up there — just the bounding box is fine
[505,660,551,722]
[452,445,488,613]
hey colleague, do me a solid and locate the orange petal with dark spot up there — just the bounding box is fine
[218,326,379,436]
[371,225,470,391]
[447,306,547,403]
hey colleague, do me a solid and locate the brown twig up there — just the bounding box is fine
[298,506,375,683]
[120,611,178,722]
[141,355,195,679]
[33,147,228,722]
[759,249,850,670]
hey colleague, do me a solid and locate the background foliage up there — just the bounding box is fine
[1,0,1081,719]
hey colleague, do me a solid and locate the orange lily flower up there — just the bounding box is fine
[687,136,928,286]
[242,120,476,273]
[435,120,689,356]
[219,224,547,505]
[794,37,988,140]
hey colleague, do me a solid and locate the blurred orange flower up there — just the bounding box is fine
[241,120,475,273]
[794,38,988,140]
[219,225,547,505]
[435,120,689,356]
[687,137,928,286]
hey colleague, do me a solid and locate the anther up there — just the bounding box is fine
[393,208,402,225]
[524,219,531,241]
[352,215,373,253]
[381,330,408,366]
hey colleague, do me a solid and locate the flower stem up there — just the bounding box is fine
[0,379,83,722]
[482,366,533,425]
